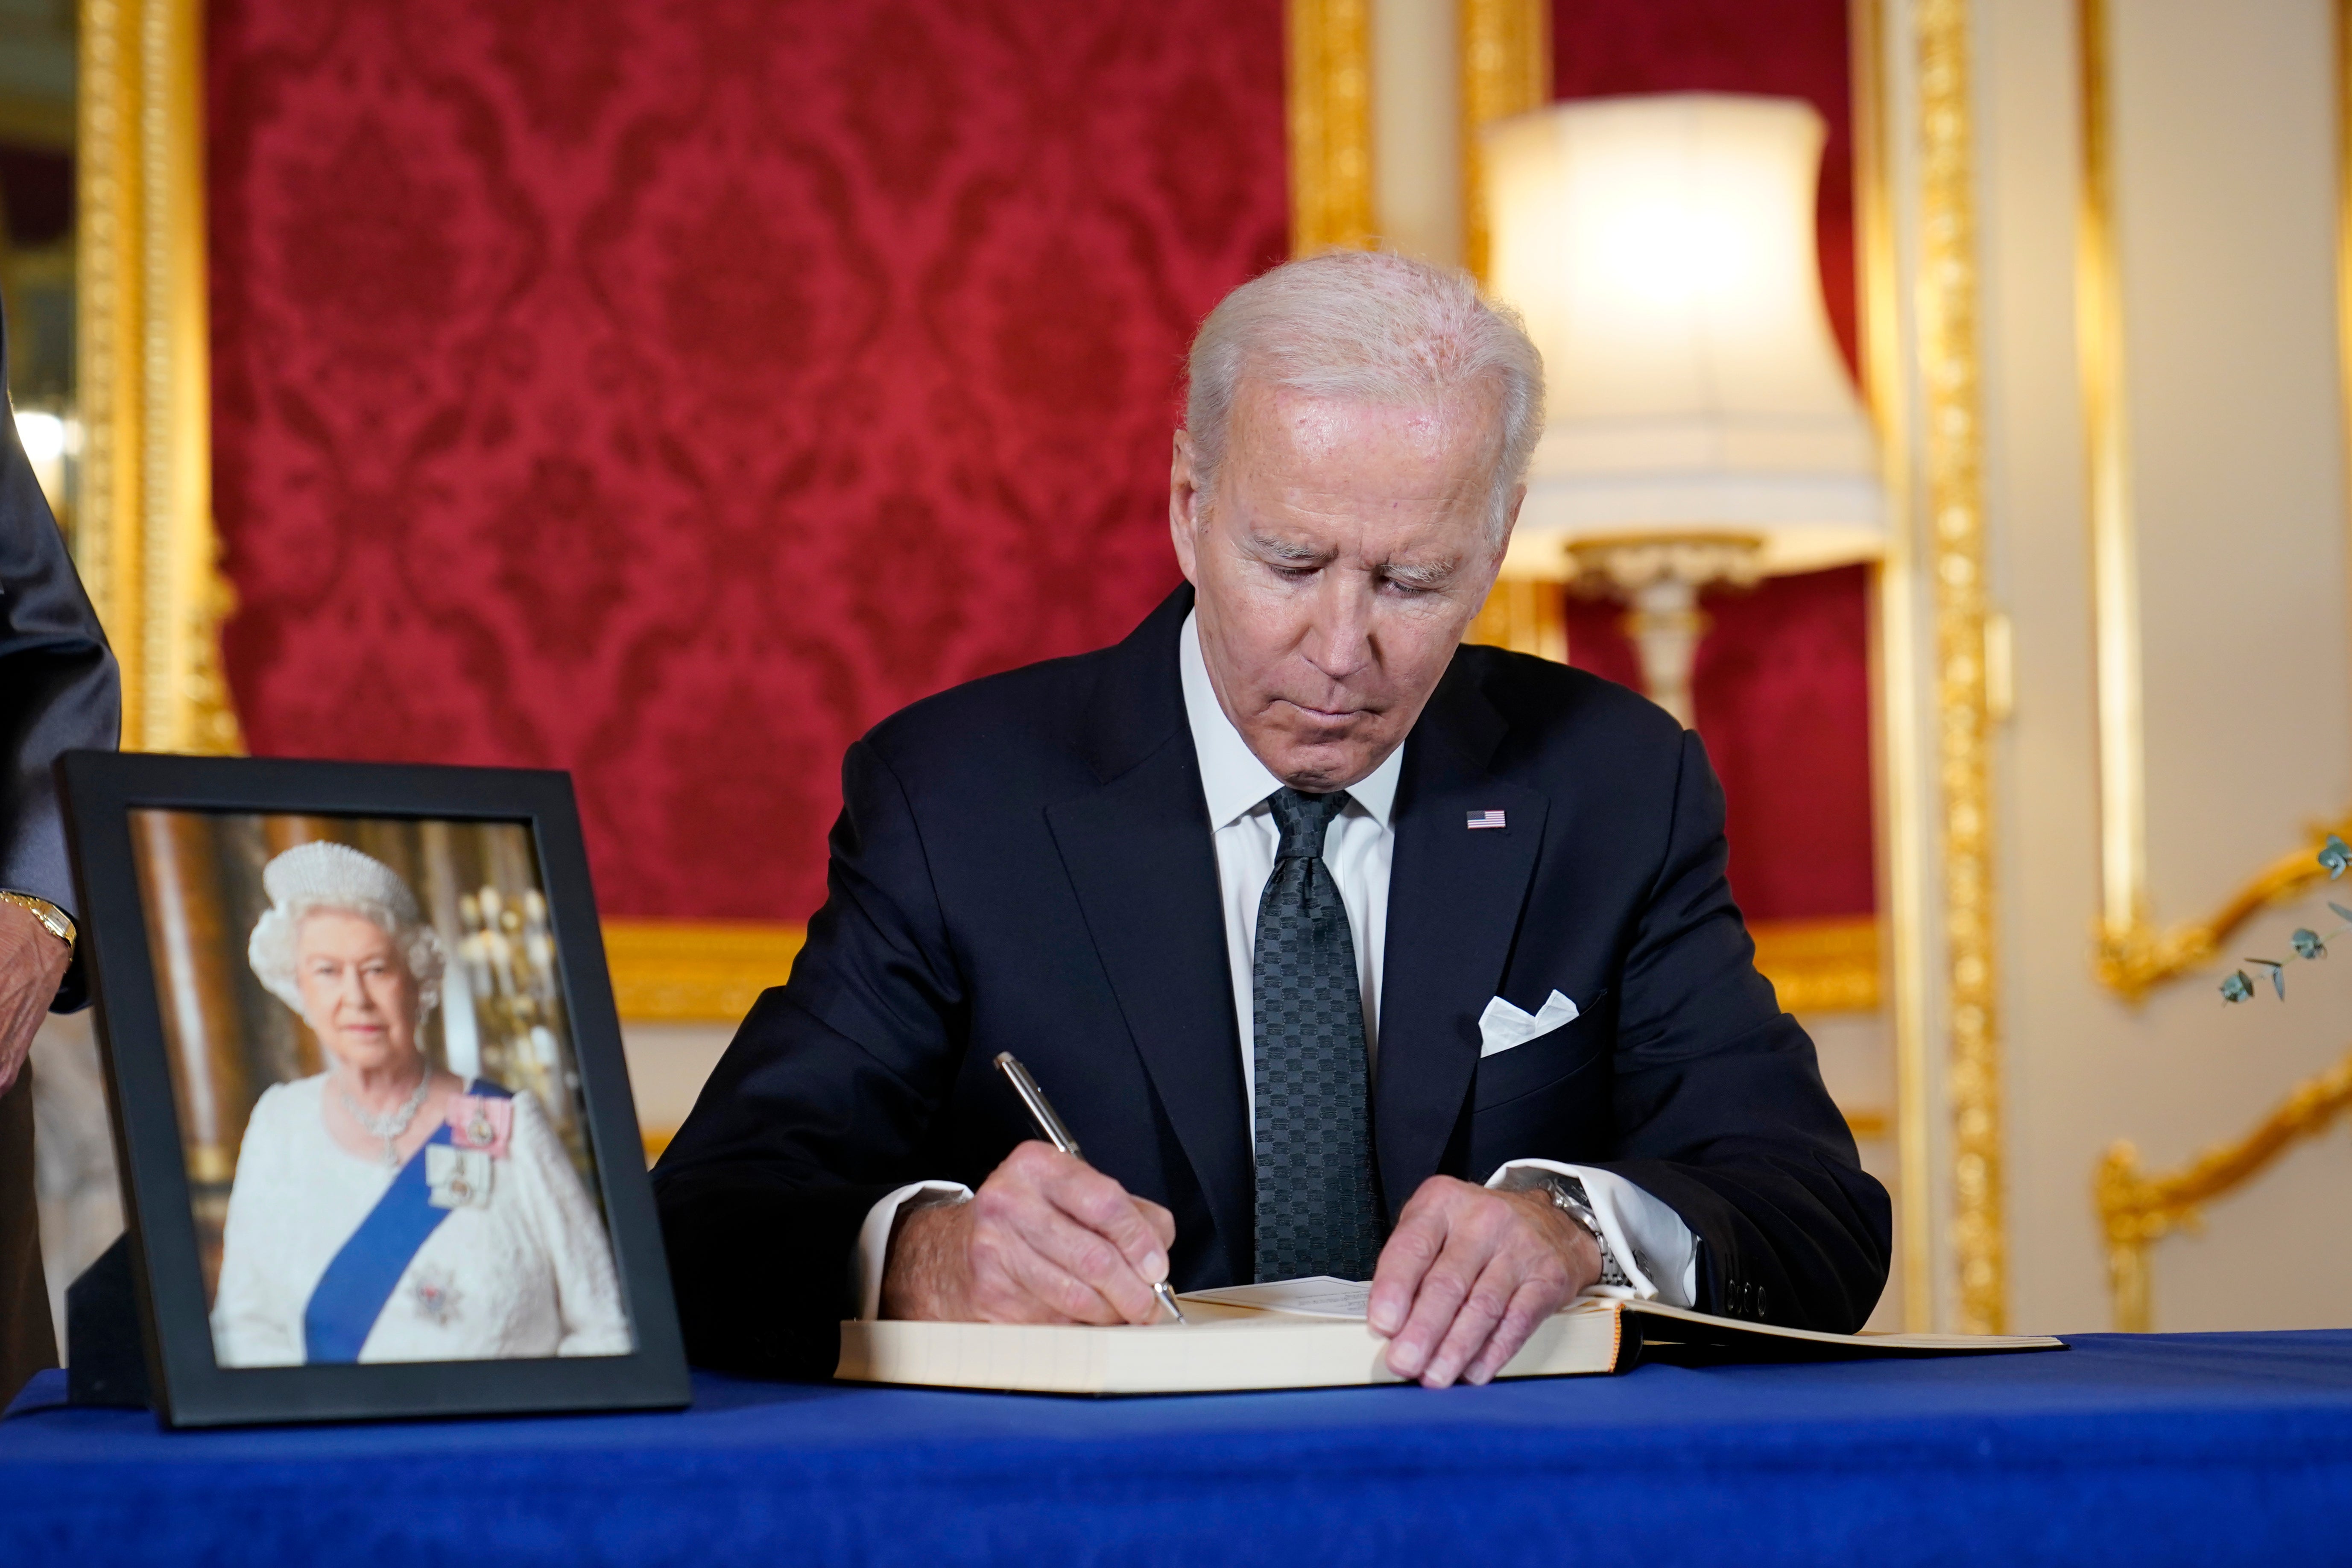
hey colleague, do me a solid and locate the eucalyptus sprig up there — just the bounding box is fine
[2221,834,2352,1003]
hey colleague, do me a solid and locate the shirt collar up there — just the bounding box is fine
[1179,610,1402,831]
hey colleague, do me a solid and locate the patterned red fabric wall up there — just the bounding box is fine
[1552,0,1877,921]
[208,0,1287,921]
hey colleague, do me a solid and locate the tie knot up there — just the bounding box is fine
[1269,787,1349,861]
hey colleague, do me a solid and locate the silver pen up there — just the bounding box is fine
[993,1051,1188,1324]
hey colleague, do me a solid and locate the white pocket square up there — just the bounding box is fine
[1477,990,1580,1058]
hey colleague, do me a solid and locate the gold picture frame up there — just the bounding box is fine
[76,1,1983,1349]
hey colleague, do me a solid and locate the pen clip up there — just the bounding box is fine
[993,1052,1082,1159]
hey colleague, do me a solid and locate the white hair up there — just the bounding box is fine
[247,841,446,1026]
[1183,249,1545,542]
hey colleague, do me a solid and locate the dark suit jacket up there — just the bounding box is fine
[654,585,1890,1377]
[2,407,117,1004]
[1,339,122,1398]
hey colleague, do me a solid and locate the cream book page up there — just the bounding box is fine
[836,1282,1631,1395]
[835,1277,2063,1393]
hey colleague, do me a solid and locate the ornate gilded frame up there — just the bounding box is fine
[1458,0,1548,279]
[75,0,237,756]
[1287,0,1375,252]
[70,9,2001,1352]
[1909,0,2005,1336]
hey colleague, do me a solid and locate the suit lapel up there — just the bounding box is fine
[1044,588,1254,1271]
[1375,670,1546,1219]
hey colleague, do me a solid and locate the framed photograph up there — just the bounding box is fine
[59,752,690,1427]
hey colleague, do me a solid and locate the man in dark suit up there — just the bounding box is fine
[0,363,121,1401]
[655,251,1889,1386]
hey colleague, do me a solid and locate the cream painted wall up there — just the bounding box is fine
[1369,0,1463,266]
[1964,0,2352,1334]
[624,1022,736,1140]
[1805,1008,1902,1330]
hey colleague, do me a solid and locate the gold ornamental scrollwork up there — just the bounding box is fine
[76,0,240,754]
[2097,1042,2352,1331]
[1916,0,2006,1336]
[2093,816,2352,1002]
[1287,0,1376,255]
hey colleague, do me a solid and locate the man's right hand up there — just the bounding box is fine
[0,899,69,1098]
[879,1141,1177,1325]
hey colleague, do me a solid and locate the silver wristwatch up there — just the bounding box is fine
[1531,1173,1632,1289]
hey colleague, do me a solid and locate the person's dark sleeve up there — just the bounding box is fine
[1586,728,1892,1334]
[0,381,120,1014]
[650,737,968,1378]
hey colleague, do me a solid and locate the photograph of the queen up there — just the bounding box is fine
[208,841,631,1366]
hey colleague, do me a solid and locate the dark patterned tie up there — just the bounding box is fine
[1252,787,1384,1281]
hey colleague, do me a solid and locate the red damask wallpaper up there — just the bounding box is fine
[1553,0,1877,921]
[209,0,1287,921]
[1562,570,1877,919]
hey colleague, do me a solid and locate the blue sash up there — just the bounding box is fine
[301,1079,512,1364]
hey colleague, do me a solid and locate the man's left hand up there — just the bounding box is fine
[0,900,68,1098]
[1366,1176,1600,1388]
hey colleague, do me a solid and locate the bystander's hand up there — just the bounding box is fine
[881,1141,1177,1325]
[1367,1176,1600,1388]
[0,900,68,1097]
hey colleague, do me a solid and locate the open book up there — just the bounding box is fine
[835,1278,2064,1395]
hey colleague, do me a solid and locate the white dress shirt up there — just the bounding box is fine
[848,613,1698,1319]
[211,1078,632,1364]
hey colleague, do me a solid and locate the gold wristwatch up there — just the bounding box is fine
[0,890,76,948]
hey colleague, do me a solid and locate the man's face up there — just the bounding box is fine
[1170,379,1518,793]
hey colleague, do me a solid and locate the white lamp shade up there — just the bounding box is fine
[1483,93,1884,577]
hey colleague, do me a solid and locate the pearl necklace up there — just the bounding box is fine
[339,1069,433,1167]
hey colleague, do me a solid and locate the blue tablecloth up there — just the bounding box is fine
[4,1330,2350,1566]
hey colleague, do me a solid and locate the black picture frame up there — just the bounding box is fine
[58,751,692,1427]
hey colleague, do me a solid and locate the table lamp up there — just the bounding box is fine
[1481,93,1885,725]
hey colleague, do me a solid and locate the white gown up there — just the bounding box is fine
[208,1076,632,1367]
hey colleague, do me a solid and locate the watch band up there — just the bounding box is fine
[1535,1173,1632,1290]
[0,890,76,948]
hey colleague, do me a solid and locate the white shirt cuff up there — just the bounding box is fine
[1487,1159,1699,1308]
[850,1180,973,1320]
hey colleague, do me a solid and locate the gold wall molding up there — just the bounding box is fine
[604,919,804,1024]
[2096,1040,2352,1331]
[2076,0,2158,990]
[1916,0,2006,1335]
[2341,0,2352,658]
[76,0,239,755]
[1753,915,1883,1015]
[2078,0,2352,1004]
[2091,0,2352,1335]
[1855,0,1936,1331]
[1459,0,1549,281]
[1287,0,1376,254]
[1463,577,1568,662]
[600,913,1884,1026]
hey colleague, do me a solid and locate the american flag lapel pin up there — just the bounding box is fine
[1466,809,1507,830]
